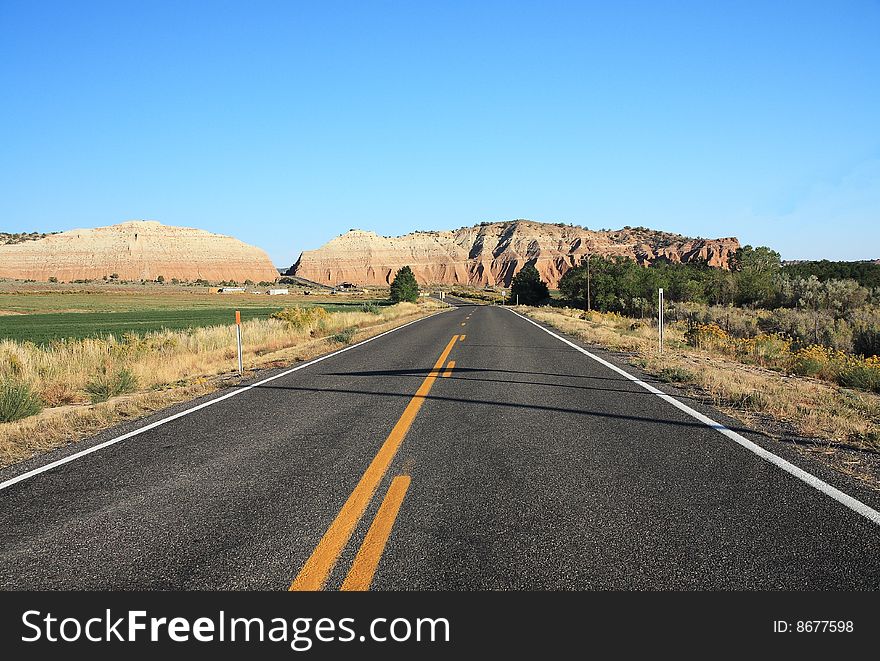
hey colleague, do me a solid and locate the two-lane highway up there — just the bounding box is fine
[1,301,879,589]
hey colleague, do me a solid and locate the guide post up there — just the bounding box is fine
[658,288,664,354]
[235,310,243,376]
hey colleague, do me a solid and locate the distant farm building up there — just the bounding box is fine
[218,287,246,293]
[268,288,289,295]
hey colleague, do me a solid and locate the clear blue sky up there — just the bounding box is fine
[2,1,878,266]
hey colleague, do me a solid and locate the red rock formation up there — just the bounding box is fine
[0,220,279,283]
[290,220,740,288]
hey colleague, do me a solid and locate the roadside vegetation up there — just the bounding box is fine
[516,250,880,487]
[522,307,880,481]
[0,298,445,467]
[508,264,549,305]
[390,266,420,303]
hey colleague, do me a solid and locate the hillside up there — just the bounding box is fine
[0,220,279,283]
[289,220,740,288]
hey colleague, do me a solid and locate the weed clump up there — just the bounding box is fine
[85,367,138,403]
[0,378,43,422]
[330,327,357,344]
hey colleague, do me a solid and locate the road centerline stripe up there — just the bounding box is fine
[340,475,411,591]
[442,360,455,377]
[290,335,459,591]
[506,308,880,527]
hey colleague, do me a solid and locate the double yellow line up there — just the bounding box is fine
[290,334,463,591]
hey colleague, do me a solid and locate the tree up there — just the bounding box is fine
[509,264,549,305]
[390,265,419,303]
[156,275,165,283]
[731,245,781,307]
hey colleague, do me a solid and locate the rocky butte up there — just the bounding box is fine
[0,220,279,283]
[290,220,740,288]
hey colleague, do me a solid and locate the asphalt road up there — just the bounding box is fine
[1,300,879,590]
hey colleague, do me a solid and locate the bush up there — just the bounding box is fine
[271,306,329,331]
[85,367,138,404]
[854,327,880,358]
[836,364,880,393]
[390,266,419,303]
[0,378,44,422]
[330,327,356,344]
[360,302,381,314]
[791,356,825,378]
[685,323,732,352]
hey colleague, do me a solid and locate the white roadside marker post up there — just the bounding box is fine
[658,288,664,354]
[235,310,243,376]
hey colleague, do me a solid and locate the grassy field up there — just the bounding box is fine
[0,288,389,343]
[0,298,445,467]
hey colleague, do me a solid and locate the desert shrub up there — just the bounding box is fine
[759,308,854,352]
[819,318,854,352]
[789,345,841,380]
[85,367,139,403]
[657,367,696,383]
[836,364,880,393]
[330,327,356,344]
[853,327,880,358]
[360,302,381,314]
[791,356,825,378]
[39,381,80,407]
[0,378,43,422]
[685,323,732,352]
[682,305,763,338]
[271,306,329,331]
[737,334,791,366]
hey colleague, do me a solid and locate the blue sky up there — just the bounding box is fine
[1,1,878,266]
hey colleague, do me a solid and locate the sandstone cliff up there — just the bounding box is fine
[0,221,279,283]
[290,220,740,288]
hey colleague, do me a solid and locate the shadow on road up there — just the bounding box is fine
[244,380,753,435]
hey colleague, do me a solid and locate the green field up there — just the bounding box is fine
[0,290,387,343]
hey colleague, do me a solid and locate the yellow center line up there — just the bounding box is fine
[441,360,455,377]
[459,334,466,341]
[340,475,411,591]
[461,322,466,326]
[289,335,459,591]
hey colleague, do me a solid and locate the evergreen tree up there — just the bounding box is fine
[390,265,420,303]
[509,264,549,305]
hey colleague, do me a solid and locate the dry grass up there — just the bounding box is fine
[520,306,880,459]
[0,300,446,467]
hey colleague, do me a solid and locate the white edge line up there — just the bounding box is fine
[507,308,880,527]
[0,308,451,492]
